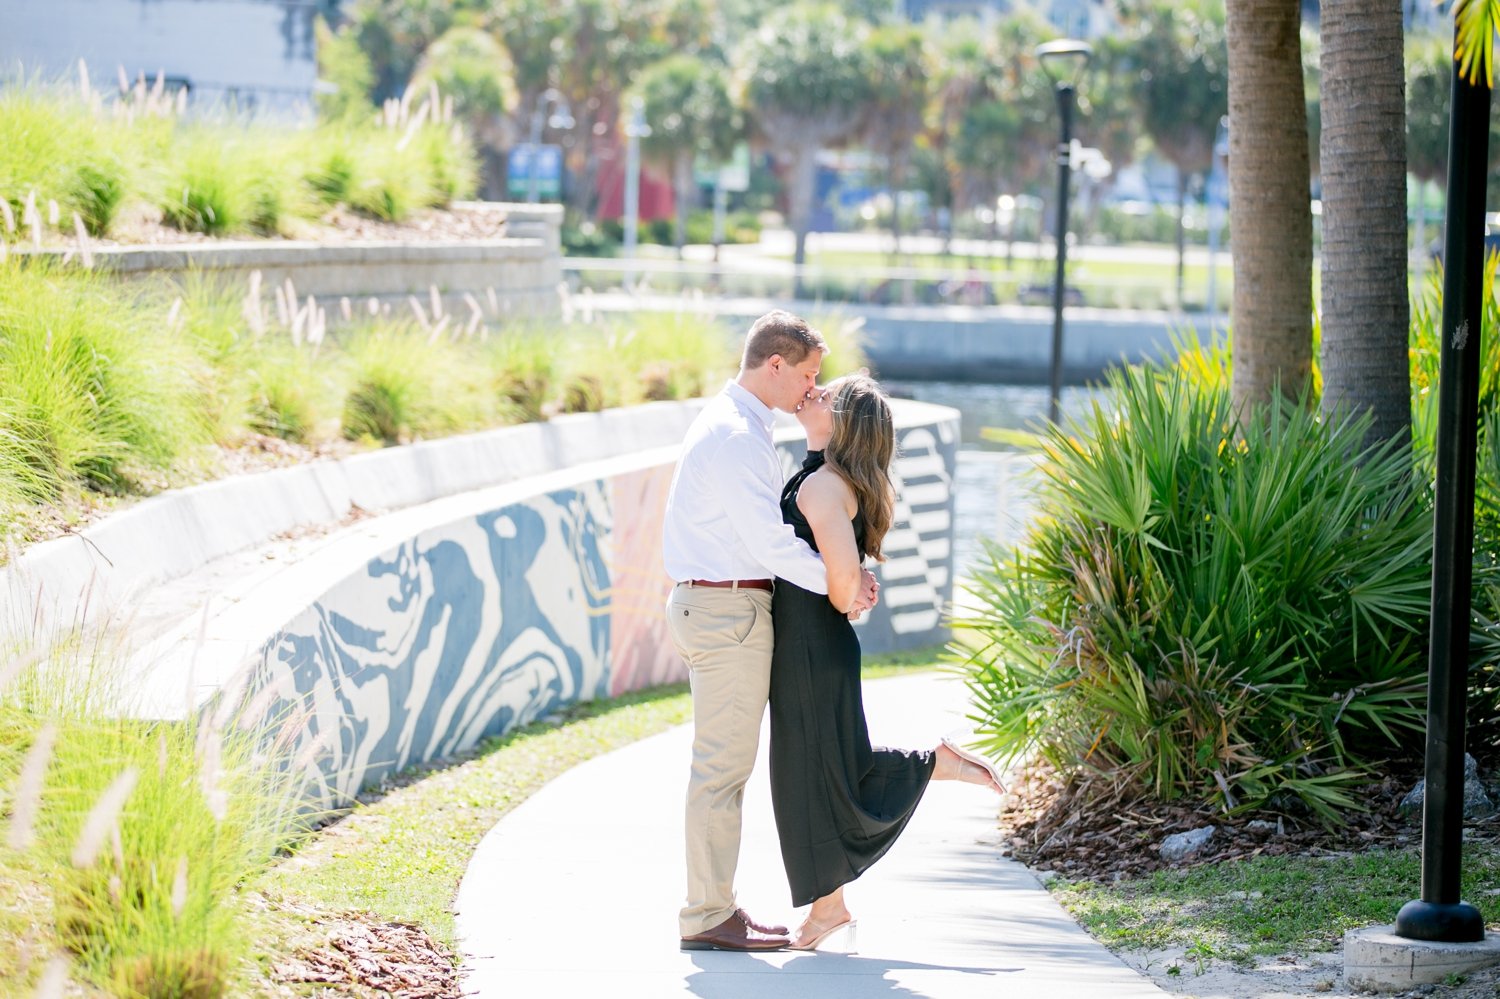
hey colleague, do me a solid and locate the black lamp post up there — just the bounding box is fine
[1036,39,1092,424]
[1393,25,1492,945]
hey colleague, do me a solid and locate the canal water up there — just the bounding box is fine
[883,381,1106,583]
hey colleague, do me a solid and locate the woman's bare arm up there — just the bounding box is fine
[796,469,863,612]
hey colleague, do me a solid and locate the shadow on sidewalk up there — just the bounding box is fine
[684,952,1020,998]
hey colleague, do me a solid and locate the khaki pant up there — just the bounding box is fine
[665,581,775,937]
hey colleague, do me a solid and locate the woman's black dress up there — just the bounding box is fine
[768,451,936,907]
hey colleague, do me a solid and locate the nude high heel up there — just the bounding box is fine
[790,917,858,953]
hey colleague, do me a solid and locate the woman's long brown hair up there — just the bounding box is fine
[823,375,896,562]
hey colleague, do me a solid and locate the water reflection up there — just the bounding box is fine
[883,381,1109,581]
[883,381,1107,449]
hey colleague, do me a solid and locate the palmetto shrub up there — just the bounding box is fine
[958,361,1433,822]
[1411,256,1500,752]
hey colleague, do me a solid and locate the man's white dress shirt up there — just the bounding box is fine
[662,381,828,594]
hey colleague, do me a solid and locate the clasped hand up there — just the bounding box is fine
[847,569,879,621]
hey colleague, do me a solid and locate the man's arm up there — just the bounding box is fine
[711,434,829,594]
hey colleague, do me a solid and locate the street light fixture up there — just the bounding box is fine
[526,88,574,204]
[1036,38,1092,424]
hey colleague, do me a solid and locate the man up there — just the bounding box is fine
[663,310,878,952]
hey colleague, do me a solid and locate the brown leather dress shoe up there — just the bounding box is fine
[680,910,790,951]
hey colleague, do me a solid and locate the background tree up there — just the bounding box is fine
[1454,0,1499,88]
[489,0,572,100]
[1302,23,1322,183]
[1407,32,1452,271]
[1120,0,1229,307]
[1406,33,1500,267]
[1225,0,1314,411]
[1073,35,1144,242]
[974,13,1055,243]
[626,54,740,255]
[861,22,933,260]
[736,4,874,272]
[343,0,456,103]
[410,26,520,199]
[924,14,1056,259]
[929,21,999,254]
[1319,0,1411,450]
[549,0,718,220]
[314,16,376,121]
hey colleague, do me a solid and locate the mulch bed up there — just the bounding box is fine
[996,761,1500,882]
[272,910,462,999]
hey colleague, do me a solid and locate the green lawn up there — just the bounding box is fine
[1052,844,1500,962]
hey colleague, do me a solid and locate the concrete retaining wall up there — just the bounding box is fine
[36,203,565,321]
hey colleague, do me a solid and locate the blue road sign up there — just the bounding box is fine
[508,143,563,200]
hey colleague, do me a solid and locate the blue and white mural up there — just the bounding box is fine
[247,418,959,808]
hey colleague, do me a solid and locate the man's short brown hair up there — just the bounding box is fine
[742,310,827,370]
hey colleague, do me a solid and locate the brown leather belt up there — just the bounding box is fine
[687,578,774,591]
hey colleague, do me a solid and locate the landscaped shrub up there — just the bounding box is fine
[0,263,863,552]
[158,131,254,236]
[0,83,136,238]
[0,260,205,498]
[247,342,342,444]
[958,360,1434,822]
[343,132,436,222]
[593,312,739,404]
[807,310,872,381]
[0,648,308,997]
[0,75,476,240]
[340,322,495,443]
[483,324,560,421]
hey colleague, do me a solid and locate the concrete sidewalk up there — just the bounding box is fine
[455,673,1168,998]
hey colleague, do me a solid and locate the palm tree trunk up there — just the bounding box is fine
[673,152,694,260]
[787,147,818,297]
[1227,0,1314,413]
[1176,168,1189,309]
[888,155,904,264]
[1318,0,1410,450]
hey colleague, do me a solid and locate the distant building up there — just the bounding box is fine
[0,0,327,118]
[1401,0,1448,32]
[900,0,1114,38]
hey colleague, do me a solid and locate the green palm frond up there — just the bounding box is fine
[1453,0,1500,86]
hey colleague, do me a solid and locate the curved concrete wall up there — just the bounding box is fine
[4,397,958,808]
[233,403,959,808]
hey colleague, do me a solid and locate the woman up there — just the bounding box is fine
[767,375,1005,952]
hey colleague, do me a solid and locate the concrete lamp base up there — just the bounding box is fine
[1344,925,1500,992]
